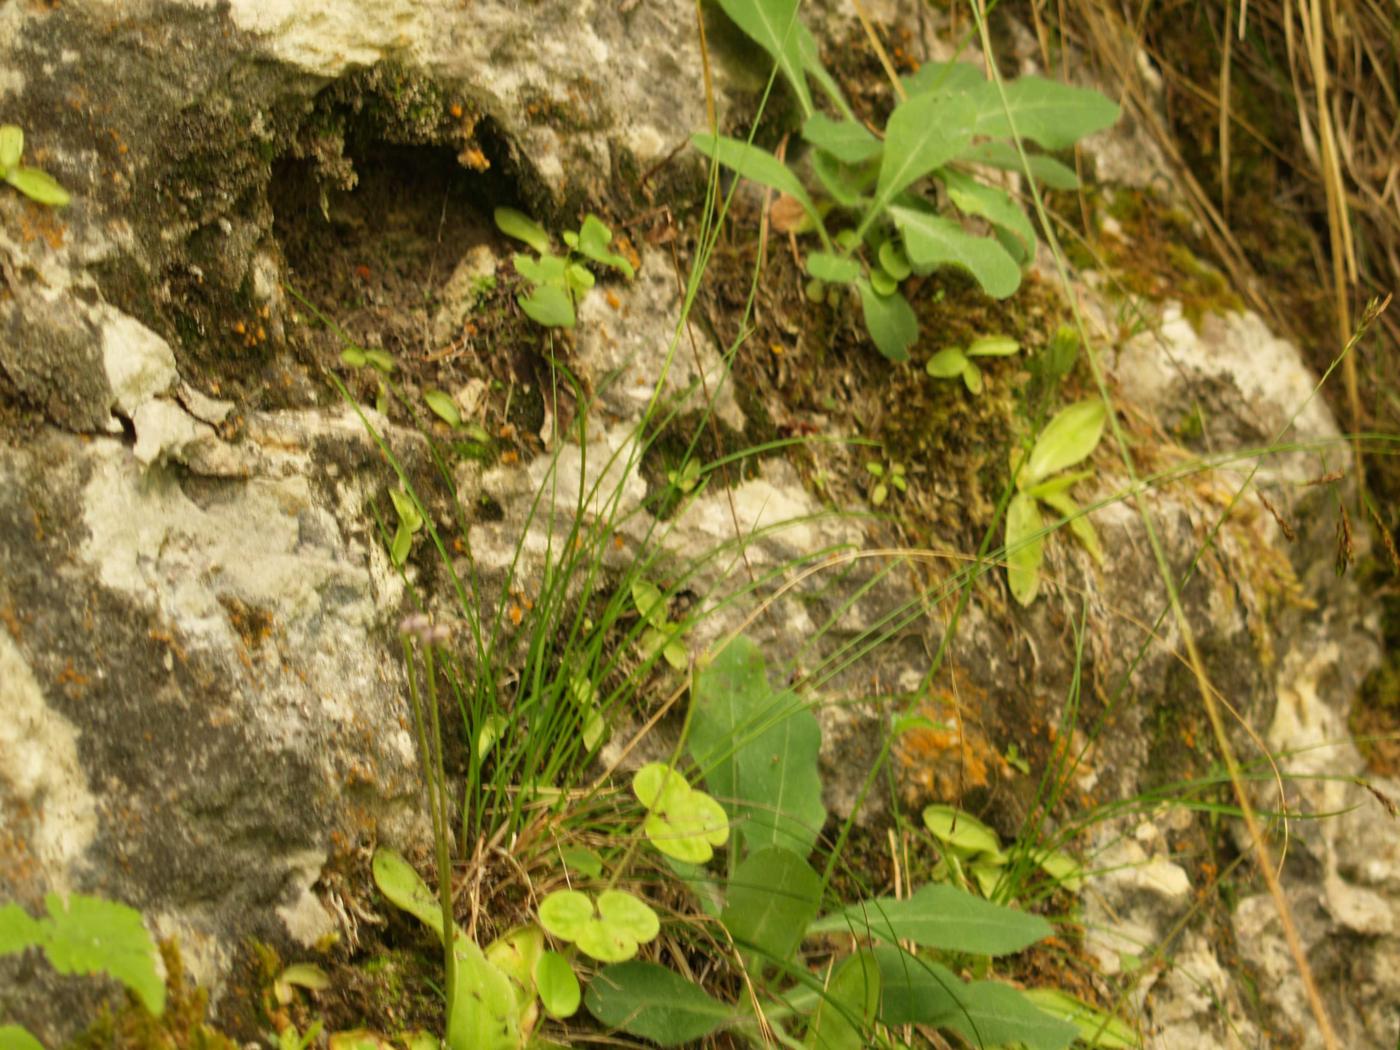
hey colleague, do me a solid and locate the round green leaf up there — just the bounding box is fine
[869,267,899,296]
[878,240,912,281]
[575,918,636,963]
[538,890,593,942]
[534,951,580,1018]
[926,347,968,378]
[922,805,1002,856]
[632,762,685,810]
[597,891,660,943]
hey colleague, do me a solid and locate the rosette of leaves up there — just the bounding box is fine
[494,208,634,328]
[692,2,1119,361]
[1006,400,1108,605]
[926,334,1020,394]
[629,579,688,670]
[537,889,660,964]
[0,124,71,206]
[864,457,906,506]
[632,762,730,864]
[923,805,1084,900]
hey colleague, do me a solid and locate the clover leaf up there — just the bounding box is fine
[633,763,729,864]
[538,889,659,963]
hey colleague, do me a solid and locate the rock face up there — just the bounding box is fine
[0,1,1394,1048]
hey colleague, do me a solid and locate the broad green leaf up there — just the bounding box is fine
[961,360,983,394]
[1040,490,1105,565]
[514,252,568,286]
[518,284,575,328]
[902,61,986,97]
[967,334,1021,357]
[721,847,822,975]
[690,637,826,857]
[961,141,1080,190]
[889,203,1021,298]
[1025,470,1092,499]
[7,167,69,206]
[575,214,634,278]
[630,579,668,628]
[811,152,875,208]
[0,903,41,954]
[691,134,825,238]
[922,805,1002,857]
[424,389,461,428]
[0,125,22,172]
[0,1027,44,1050]
[946,980,1079,1050]
[971,77,1120,150]
[340,347,368,368]
[448,938,522,1050]
[535,951,580,1018]
[808,882,1052,956]
[806,251,861,284]
[494,207,550,253]
[926,347,969,378]
[1006,490,1044,606]
[802,113,880,165]
[941,168,1036,255]
[855,279,918,362]
[805,950,880,1050]
[38,894,165,1015]
[873,91,977,217]
[372,849,446,941]
[873,947,1078,1049]
[585,961,735,1047]
[1022,400,1107,488]
[714,0,812,117]
[1021,988,1139,1047]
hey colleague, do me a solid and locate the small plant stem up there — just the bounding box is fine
[402,636,459,1027]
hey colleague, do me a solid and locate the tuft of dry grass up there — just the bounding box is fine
[1050,0,1399,512]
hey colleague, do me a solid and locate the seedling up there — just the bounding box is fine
[629,578,688,670]
[388,487,424,567]
[494,209,635,328]
[632,762,729,864]
[923,803,1084,901]
[537,889,660,964]
[0,124,70,207]
[1006,400,1109,605]
[864,456,907,506]
[926,334,1021,394]
[667,457,703,494]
